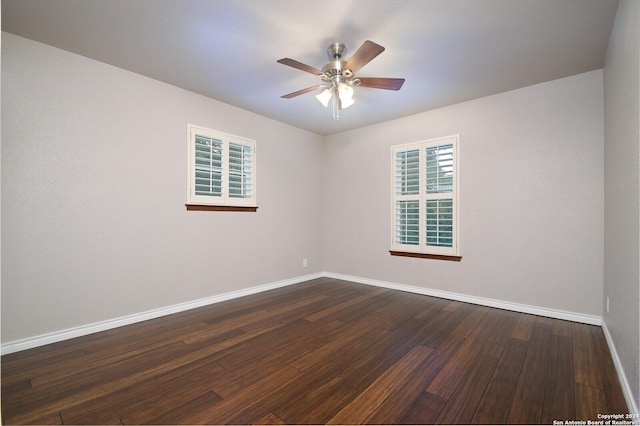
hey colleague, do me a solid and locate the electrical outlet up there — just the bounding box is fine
[303,258,308,268]
[606,297,610,314]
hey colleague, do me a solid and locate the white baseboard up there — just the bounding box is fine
[0,270,604,356]
[602,321,639,415]
[323,272,602,326]
[1,272,324,355]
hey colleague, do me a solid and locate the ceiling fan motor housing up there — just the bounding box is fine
[327,42,346,59]
[322,42,354,83]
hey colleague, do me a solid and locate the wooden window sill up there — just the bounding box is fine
[186,204,258,212]
[390,251,462,262]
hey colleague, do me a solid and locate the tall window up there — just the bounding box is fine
[187,124,256,209]
[391,135,460,259]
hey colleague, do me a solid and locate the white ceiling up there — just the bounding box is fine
[2,0,619,135]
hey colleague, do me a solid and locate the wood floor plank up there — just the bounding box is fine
[142,390,223,425]
[274,316,440,424]
[288,313,390,372]
[511,313,536,341]
[480,309,519,359]
[400,391,448,424]
[232,294,421,424]
[435,354,498,424]
[253,412,288,425]
[572,322,604,388]
[180,365,302,425]
[541,334,576,424]
[340,330,464,425]
[273,376,354,424]
[1,348,87,382]
[71,359,225,424]
[451,305,490,337]
[328,289,402,325]
[443,300,465,311]
[357,370,431,424]
[576,383,608,421]
[418,303,479,349]
[536,315,554,326]
[22,411,63,425]
[61,406,123,425]
[29,338,192,388]
[326,345,434,425]
[215,318,344,372]
[426,309,503,399]
[2,340,193,422]
[304,287,388,322]
[507,322,552,424]
[4,325,277,424]
[210,322,344,399]
[414,297,449,321]
[194,309,273,339]
[552,318,573,337]
[472,338,529,424]
[1,279,628,425]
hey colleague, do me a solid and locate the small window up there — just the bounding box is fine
[391,135,460,260]
[187,124,256,210]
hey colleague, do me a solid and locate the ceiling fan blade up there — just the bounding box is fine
[281,85,321,99]
[358,77,405,90]
[345,40,385,74]
[277,58,323,76]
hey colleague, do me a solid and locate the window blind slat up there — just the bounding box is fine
[425,199,454,247]
[193,134,224,198]
[395,200,420,245]
[228,142,253,199]
[395,149,420,196]
[426,144,454,194]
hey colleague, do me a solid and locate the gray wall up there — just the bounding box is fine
[2,33,325,342]
[324,70,605,317]
[603,0,640,410]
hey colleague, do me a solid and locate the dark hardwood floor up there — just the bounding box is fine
[1,278,628,425]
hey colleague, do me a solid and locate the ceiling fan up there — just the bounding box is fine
[277,40,405,120]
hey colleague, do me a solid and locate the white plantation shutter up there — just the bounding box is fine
[395,149,420,195]
[188,125,256,207]
[425,142,455,249]
[395,200,420,245]
[194,135,223,197]
[391,136,459,256]
[228,141,254,199]
[426,199,454,248]
[426,144,454,194]
[393,145,421,245]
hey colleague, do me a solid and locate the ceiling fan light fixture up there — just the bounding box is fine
[338,83,355,109]
[339,95,355,109]
[338,83,354,98]
[315,89,332,107]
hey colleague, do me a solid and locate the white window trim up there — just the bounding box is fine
[390,135,460,258]
[187,124,257,208]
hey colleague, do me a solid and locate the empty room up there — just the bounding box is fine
[2,0,639,424]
